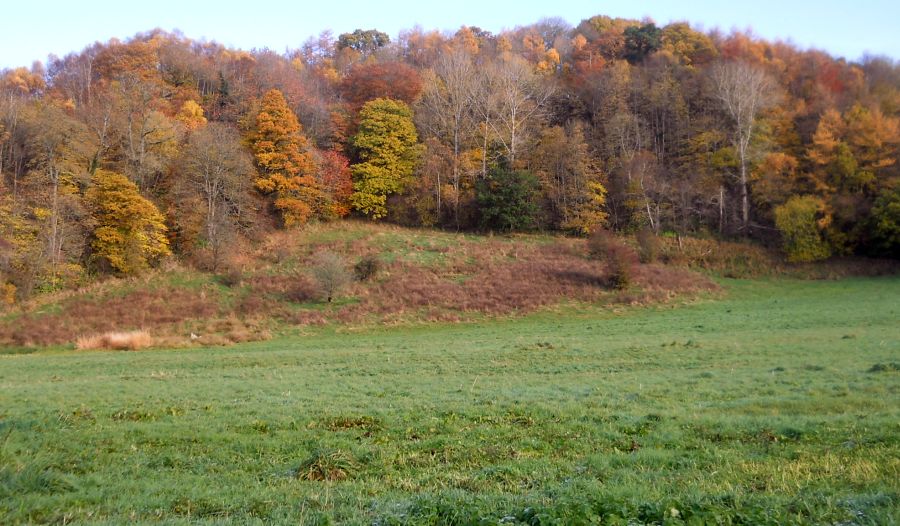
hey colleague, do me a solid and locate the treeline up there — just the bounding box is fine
[1,17,899,301]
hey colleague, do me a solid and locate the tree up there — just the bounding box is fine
[310,251,351,303]
[85,169,170,274]
[476,167,541,231]
[871,186,900,256]
[249,89,322,227]
[476,56,554,167]
[417,47,477,226]
[336,29,390,57]
[623,23,662,63]
[531,122,607,231]
[774,195,831,263]
[179,123,253,269]
[27,103,92,279]
[315,149,353,218]
[340,62,423,110]
[350,98,419,219]
[712,61,777,232]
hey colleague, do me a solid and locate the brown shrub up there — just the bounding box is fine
[587,230,638,289]
[636,228,660,264]
[76,330,153,351]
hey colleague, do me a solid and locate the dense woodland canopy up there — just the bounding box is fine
[1,16,899,302]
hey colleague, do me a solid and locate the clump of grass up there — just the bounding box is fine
[867,362,899,373]
[326,415,381,432]
[76,330,153,351]
[295,448,359,481]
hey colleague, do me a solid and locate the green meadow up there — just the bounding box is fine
[1,277,898,524]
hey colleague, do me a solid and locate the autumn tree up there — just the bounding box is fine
[85,169,170,274]
[712,61,777,232]
[249,89,323,226]
[340,62,423,110]
[26,103,93,281]
[350,98,419,219]
[178,123,253,269]
[315,149,353,218]
[417,47,477,226]
[531,122,606,231]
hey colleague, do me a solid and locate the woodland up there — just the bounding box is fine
[1,16,898,303]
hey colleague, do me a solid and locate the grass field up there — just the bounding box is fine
[1,277,899,524]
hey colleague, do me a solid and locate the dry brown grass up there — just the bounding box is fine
[0,285,221,347]
[75,330,154,351]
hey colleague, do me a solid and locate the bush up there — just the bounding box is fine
[587,229,637,289]
[217,264,244,288]
[636,228,659,263]
[310,251,351,302]
[775,196,831,263]
[353,254,381,281]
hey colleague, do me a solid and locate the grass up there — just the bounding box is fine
[0,276,898,524]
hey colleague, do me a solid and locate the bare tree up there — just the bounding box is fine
[712,61,776,232]
[417,46,476,227]
[474,56,555,167]
[179,123,253,270]
[310,251,351,303]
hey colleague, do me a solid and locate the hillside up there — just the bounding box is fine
[1,223,718,350]
[1,17,899,312]
[3,222,897,351]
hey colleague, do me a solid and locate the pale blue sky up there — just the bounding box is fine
[2,0,897,68]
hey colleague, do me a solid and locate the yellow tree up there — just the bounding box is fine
[86,170,170,274]
[249,89,322,227]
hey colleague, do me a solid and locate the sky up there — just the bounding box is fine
[1,0,898,68]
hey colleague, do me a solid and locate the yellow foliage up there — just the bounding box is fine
[176,100,207,131]
[565,182,610,235]
[86,170,171,274]
[1,283,15,306]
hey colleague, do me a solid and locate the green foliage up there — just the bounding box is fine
[85,170,170,274]
[775,195,832,263]
[623,23,662,63]
[350,98,419,219]
[870,186,900,256]
[476,168,541,231]
[336,29,390,55]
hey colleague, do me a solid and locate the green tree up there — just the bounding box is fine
[774,195,831,263]
[476,167,541,231]
[871,186,900,256]
[350,98,419,219]
[86,169,170,274]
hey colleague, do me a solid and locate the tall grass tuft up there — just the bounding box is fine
[75,330,153,351]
